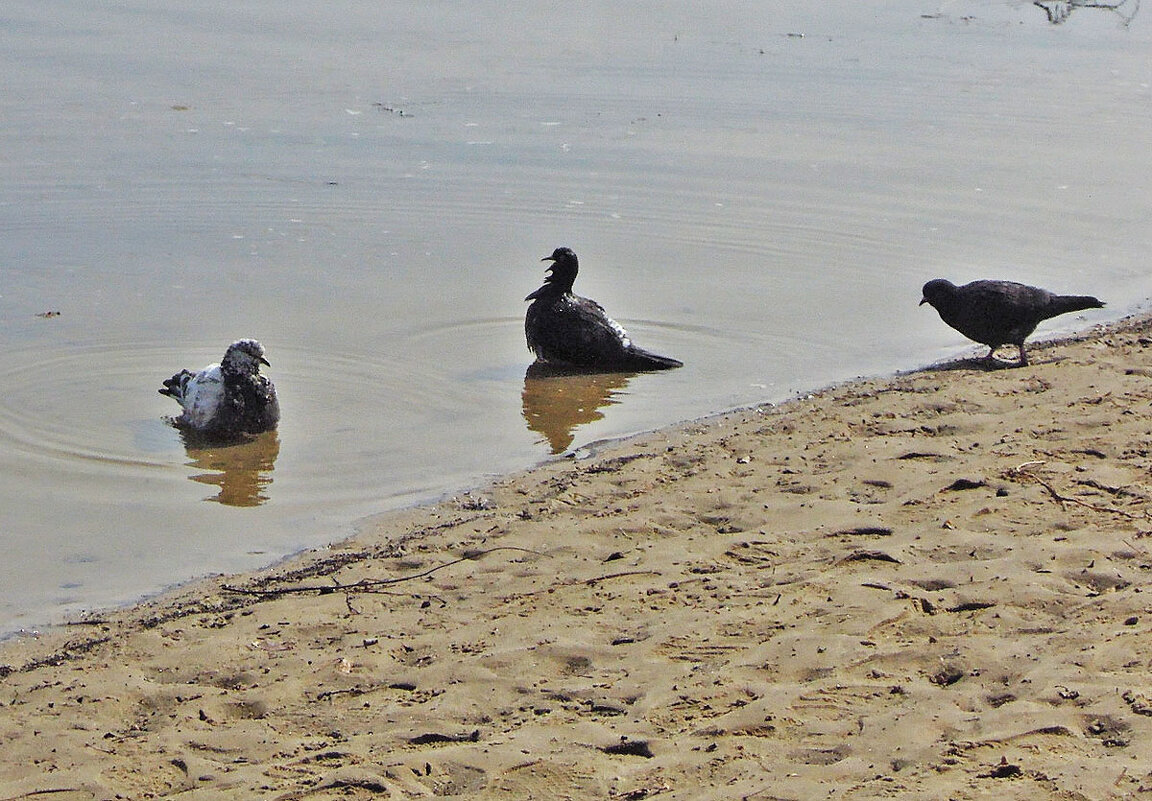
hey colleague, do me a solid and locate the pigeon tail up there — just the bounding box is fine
[1047,294,1104,319]
[158,370,195,402]
[620,347,684,371]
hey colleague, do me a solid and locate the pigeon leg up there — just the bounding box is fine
[1017,344,1028,366]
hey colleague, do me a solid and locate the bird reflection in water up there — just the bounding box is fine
[521,363,635,454]
[180,429,280,507]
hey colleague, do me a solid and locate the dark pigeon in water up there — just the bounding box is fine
[920,278,1104,366]
[159,339,280,437]
[524,247,683,372]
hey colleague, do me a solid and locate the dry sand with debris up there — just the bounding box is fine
[3,318,1152,800]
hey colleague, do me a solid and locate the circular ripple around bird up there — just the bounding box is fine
[0,342,183,472]
[0,339,477,509]
[262,342,490,509]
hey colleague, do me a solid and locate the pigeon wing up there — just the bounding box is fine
[528,295,632,366]
[179,364,226,429]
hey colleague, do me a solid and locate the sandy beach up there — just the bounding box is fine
[2,317,1152,800]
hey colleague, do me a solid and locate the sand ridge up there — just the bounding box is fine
[2,319,1152,799]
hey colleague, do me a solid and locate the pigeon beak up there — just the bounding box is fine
[541,255,558,262]
[260,356,271,367]
[918,297,928,306]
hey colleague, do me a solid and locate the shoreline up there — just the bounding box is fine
[0,314,1122,642]
[3,315,1152,798]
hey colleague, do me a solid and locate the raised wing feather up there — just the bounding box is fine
[178,365,225,429]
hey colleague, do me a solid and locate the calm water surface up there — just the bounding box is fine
[2,0,1150,634]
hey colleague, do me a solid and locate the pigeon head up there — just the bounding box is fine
[540,247,579,292]
[920,279,957,309]
[221,339,270,376]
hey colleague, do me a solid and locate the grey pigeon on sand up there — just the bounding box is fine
[159,339,280,438]
[920,278,1104,366]
[525,247,683,372]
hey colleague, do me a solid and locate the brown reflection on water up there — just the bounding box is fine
[521,363,635,454]
[181,430,280,507]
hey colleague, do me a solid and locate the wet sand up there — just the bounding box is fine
[2,317,1151,799]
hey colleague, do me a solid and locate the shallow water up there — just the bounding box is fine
[2,0,1150,634]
